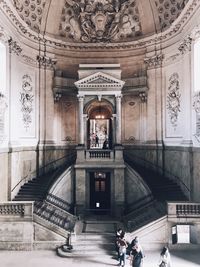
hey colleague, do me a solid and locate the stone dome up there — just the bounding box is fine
[12,0,188,44]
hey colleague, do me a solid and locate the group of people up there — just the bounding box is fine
[115,229,171,267]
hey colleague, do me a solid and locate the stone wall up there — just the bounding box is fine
[125,164,152,212]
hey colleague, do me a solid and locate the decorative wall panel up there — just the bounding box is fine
[166,72,182,137]
[61,98,77,143]
[193,91,200,143]
[19,73,36,137]
[122,95,139,143]
[0,92,7,144]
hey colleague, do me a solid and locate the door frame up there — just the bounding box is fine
[86,169,113,214]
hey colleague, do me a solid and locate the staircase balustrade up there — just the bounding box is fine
[86,149,113,160]
[34,201,76,231]
[0,202,33,221]
[46,193,72,212]
[168,202,200,217]
[0,203,25,215]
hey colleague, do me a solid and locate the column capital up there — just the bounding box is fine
[54,92,62,102]
[144,54,164,69]
[77,94,84,101]
[115,94,122,99]
[139,92,147,103]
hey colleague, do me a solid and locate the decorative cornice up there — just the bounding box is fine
[36,55,57,69]
[8,37,22,55]
[0,0,200,50]
[165,53,181,64]
[178,35,192,54]
[144,54,164,69]
[21,54,37,66]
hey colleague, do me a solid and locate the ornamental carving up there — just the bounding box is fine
[8,38,22,55]
[193,91,200,114]
[60,0,141,43]
[178,35,192,54]
[167,73,181,128]
[20,74,34,130]
[1,0,199,49]
[0,26,9,43]
[0,92,8,144]
[37,55,57,69]
[144,54,164,69]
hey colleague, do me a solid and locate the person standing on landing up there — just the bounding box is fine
[116,232,128,267]
[130,236,144,267]
[158,246,171,267]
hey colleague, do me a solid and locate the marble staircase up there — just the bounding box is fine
[57,218,119,258]
[124,154,188,202]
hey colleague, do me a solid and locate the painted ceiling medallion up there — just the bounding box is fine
[60,0,141,43]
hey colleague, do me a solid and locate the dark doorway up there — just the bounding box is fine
[90,171,111,213]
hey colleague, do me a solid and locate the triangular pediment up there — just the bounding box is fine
[75,72,125,91]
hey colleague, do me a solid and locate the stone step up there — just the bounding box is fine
[57,246,116,257]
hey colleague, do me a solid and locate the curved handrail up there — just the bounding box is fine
[11,151,76,192]
[124,152,190,195]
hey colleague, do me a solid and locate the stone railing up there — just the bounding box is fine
[168,202,200,224]
[85,149,114,160]
[46,193,72,212]
[0,202,33,220]
[168,202,200,217]
[34,201,76,232]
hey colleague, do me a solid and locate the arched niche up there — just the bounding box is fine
[84,98,114,149]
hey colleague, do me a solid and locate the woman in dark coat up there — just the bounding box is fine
[130,238,144,267]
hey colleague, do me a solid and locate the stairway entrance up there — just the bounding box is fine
[89,171,111,214]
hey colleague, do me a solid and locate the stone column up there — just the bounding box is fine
[139,92,147,142]
[78,95,84,145]
[144,53,164,144]
[115,94,122,144]
[178,36,193,145]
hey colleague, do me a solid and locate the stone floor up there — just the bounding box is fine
[0,249,200,267]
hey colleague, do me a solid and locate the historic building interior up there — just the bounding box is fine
[0,0,200,265]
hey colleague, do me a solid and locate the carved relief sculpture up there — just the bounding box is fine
[167,73,181,129]
[193,91,200,143]
[60,0,141,43]
[193,91,200,114]
[0,91,8,143]
[20,74,34,130]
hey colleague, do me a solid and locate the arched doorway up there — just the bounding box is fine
[86,99,113,149]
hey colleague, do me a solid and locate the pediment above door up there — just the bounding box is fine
[74,72,125,92]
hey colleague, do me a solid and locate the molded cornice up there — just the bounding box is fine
[0,0,200,51]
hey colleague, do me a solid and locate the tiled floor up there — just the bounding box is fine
[0,249,200,267]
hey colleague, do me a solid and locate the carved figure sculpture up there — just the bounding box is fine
[60,0,141,42]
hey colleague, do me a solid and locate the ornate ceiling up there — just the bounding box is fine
[12,0,189,43]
